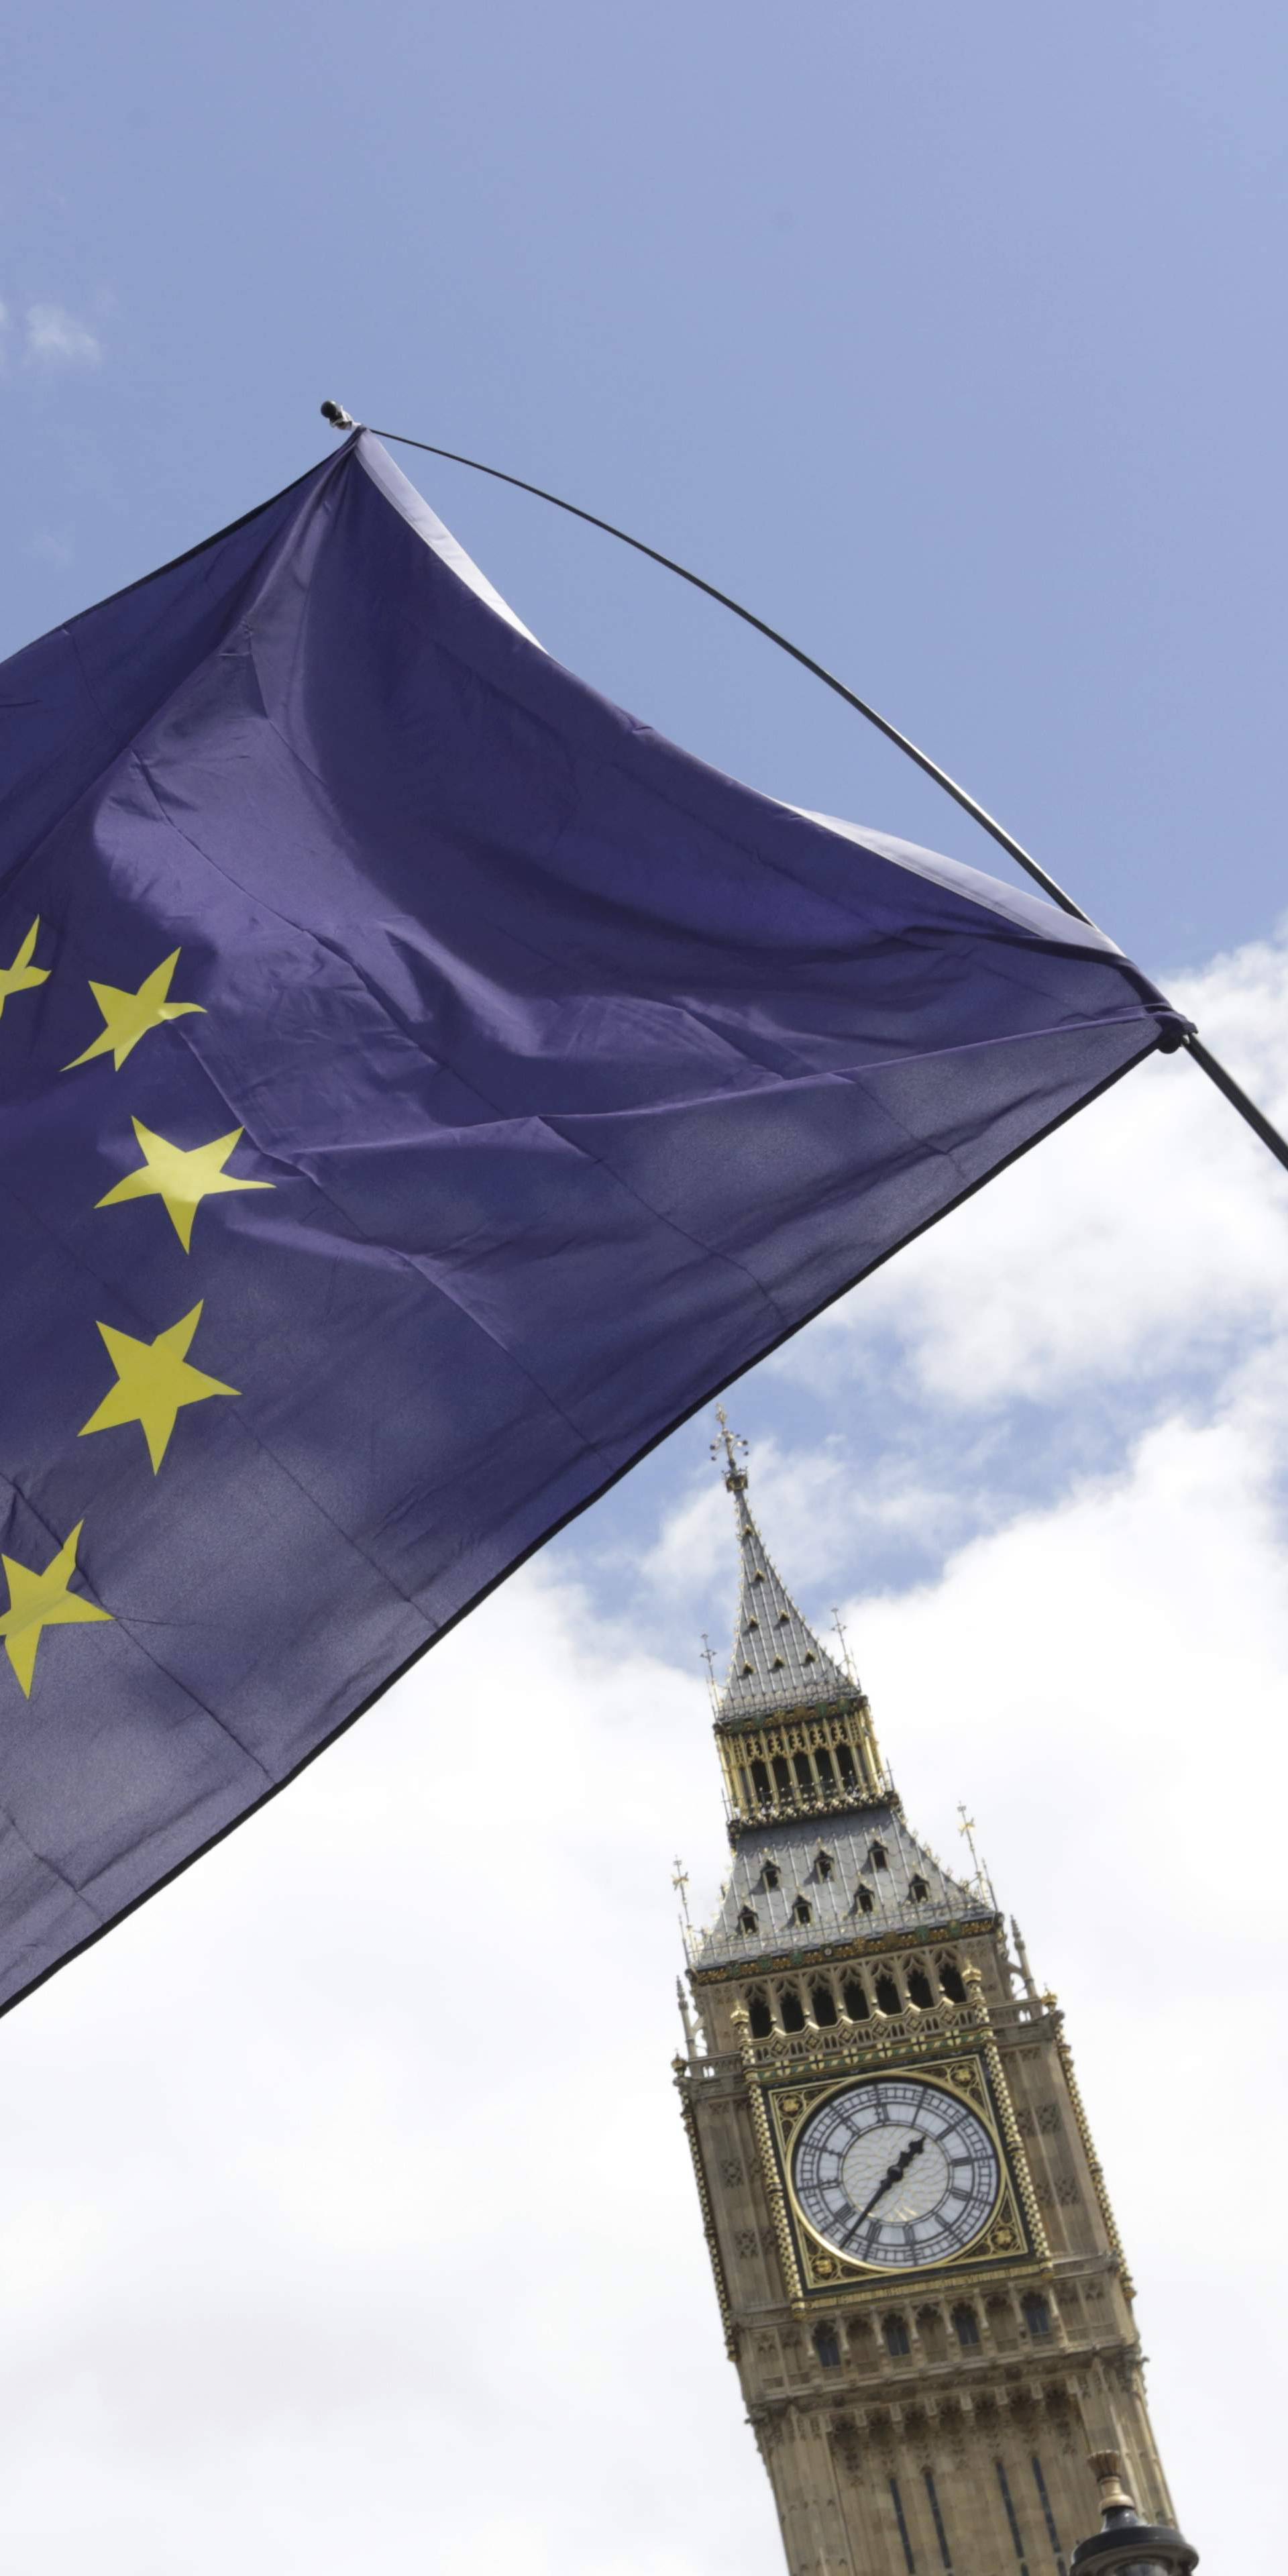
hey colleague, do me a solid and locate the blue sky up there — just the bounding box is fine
[3,9,1286,2571]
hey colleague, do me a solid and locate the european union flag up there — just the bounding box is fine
[0,431,1180,2011]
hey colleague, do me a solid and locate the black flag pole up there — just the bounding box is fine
[320,401,1288,1179]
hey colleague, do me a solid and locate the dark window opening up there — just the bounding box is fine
[739,1907,758,1935]
[777,1610,790,1626]
[869,1841,888,1870]
[752,1568,765,1584]
[1031,2455,1065,2564]
[772,1755,792,1797]
[803,1650,816,1664]
[793,1896,812,1925]
[814,2324,841,2369]
[924,2469,953,2573]
[843,1977,869,2021]
[910,1874,929,1902]
[745,1615,759,1631]
[939,1960,967,2003]
[771,1654,786,1669]
[763,1860,781,1890]
[814,1748,835,1790]
[741,1662,753,1676]
[794,1751,814,1792]
[815,1849,834,1878]
[875,1972,901,2015]
[780,1987,806,2033]
[951,2304,980,2349]
[811,1981,838,2026]
[908,1966,934,2010]
[883,2314,910,2359]
[751,1760,771,1805]
[995,2459,1030,2568]
[836,1742,858,1787]
[749,1996,773,2039]
[889,2478,916,2576]
[1022,2292,1052,2341]
[857,1883,875,1915]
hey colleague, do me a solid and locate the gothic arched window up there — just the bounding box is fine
[836,1742,857,1787]
[814,1747,835,1790]
[814,2324,842,2369]
[907,1965,934,2010]
[869,1841,888,1871]
[751,1760,771,1807]
[792,1896,812,1926]
[938,1957,967,2003]
[739,1907,758,1935]
[875,1972,901,2015]
[910,1874,929,1902]
[1022,2292,1053,2340]
[951,2304,980,2349]
[843,1977,869,2021]
[856,1884,875,1915]
[780,1987,806,2033]
[810,1980,838,2027]
[747,1993,773,2039]
[882,2314,910,2359]
[815,1850,835,1880]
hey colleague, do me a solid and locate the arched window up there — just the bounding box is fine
[843,1977,869,2021]
[793,1896,812,1926]
[938,1957,967,2004]
[810,1980,839,2027]
[751,1759,771,1806]
[1022,2292,1053,2340]
[780,1987,806,2033]
[814,1747,836,1791]
[763,1860,781,1890]
[907,1966,934,2010]
[739,1907,758,1935]
[794,1752,813,1792]
[875,1972,901,2015]
[869,1841,888,1871]
[836,1742,857,1787]
[883,2314,910,2359]
[951,2304,980,2349]
[815,1850,835,1880]
[909,1874,929,1902]
[856,1883,875,1915]
[814,2323,842,2369]
[749,1994,773,2039]
[772,1754,792,1798]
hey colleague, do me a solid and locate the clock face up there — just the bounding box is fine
[791,2075,1002,2271]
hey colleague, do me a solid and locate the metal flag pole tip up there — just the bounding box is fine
[321,399,357,429]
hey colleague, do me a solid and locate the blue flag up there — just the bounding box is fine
[0,431,1181,2011]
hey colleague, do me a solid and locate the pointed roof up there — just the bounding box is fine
[711,1413,855,1722]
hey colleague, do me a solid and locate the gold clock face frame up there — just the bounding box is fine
[775,2060,1014,2279]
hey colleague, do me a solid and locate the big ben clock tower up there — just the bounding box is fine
[676,1418,1178,2576]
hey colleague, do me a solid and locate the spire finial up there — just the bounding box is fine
[710,1405,749,1493]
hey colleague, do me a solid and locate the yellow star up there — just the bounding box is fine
[0,1521,113,1699]
[80,1300,239,1471]
[96,1117,274,1251]
[64,949,204,1071]
[0,918,50,1021]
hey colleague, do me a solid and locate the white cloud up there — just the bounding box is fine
[24,303,102,368]
[787,928,1288,1407]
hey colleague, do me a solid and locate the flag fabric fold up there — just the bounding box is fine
[0,429,1179,2010]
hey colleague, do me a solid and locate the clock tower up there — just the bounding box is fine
[676,1419,1177,2576]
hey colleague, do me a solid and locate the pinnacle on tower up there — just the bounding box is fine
[709,1408,855,1722]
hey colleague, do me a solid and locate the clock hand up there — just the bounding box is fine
[851,2134,928,2231]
